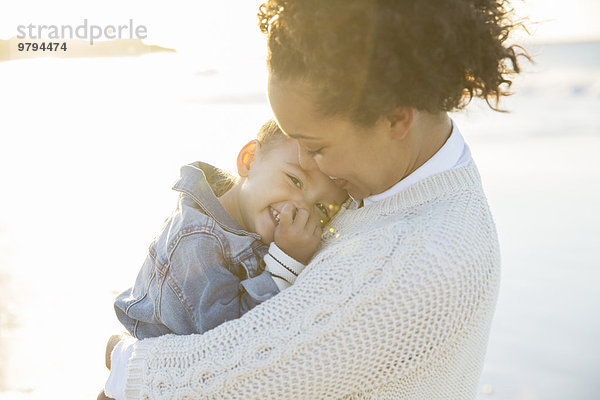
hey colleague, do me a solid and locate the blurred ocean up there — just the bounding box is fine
[0,40,598,400]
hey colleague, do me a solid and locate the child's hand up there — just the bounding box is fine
[273,203,321,264]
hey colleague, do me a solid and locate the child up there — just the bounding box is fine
[114,120,347,339]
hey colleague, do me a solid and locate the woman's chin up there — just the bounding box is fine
[345,185,368,201]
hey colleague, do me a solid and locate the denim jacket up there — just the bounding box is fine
[114,162,280,339]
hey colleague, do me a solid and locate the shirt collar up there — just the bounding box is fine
[172,162,260,239]
[360,119,466,208]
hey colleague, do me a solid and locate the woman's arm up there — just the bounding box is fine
[117,221,496,400]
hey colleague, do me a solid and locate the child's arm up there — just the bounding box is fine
[114,232,281,338]
[263,242,306,291]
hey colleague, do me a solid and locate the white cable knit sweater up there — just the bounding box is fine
[124,164,501,400]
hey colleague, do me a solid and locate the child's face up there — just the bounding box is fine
[238,139,347,244]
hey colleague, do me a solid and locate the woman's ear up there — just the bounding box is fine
[387,107,414,140]
[237,140,258,177]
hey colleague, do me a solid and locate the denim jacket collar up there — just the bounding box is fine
[172,162,261,240]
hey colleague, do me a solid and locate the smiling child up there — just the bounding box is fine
[114,120,347,339]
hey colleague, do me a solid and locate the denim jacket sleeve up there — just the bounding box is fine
[115,232,280,339]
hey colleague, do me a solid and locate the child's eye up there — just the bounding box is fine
[316,202,330,221]
[287,174,303,189]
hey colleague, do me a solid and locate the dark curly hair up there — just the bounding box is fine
[259,0,529,125]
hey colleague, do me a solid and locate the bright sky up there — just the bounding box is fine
[512,0,600,43]
[1,0,599,47]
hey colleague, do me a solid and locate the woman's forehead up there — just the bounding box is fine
[268,79,327,135]
[268,77,368,146]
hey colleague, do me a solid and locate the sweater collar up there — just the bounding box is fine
[360,119,468,208]
[331,164,482,229]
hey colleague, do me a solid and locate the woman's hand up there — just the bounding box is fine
[97,390,115,400]
[105,334,124,370]
[102,333,138,400]
[98,334,126,400]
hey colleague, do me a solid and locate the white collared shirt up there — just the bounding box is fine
[355,120,472,208]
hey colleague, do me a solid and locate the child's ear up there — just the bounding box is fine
[237,140,258,177]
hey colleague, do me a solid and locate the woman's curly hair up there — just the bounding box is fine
[259,0,529,125]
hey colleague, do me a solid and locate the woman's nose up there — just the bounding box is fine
[297,145,318,171]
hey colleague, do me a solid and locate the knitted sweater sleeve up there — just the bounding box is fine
[124,213,497,400]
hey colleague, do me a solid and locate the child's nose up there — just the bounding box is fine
[288,197,313,216]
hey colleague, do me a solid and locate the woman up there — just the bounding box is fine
[104,1,526,399]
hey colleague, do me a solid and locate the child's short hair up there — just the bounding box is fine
[207,120,287,195]
[256,119,287,149]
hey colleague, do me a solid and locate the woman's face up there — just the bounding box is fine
[268,78,407,200]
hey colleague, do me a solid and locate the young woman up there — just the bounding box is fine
[103,1,526,399]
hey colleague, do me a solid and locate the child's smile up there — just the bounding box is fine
[269,206,281,225]
[234,139,347,244]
